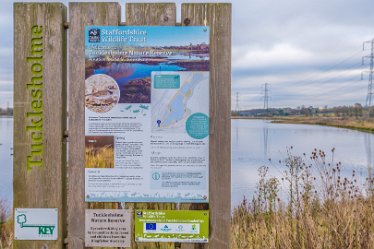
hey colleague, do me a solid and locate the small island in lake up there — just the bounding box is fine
[232,104,374,133]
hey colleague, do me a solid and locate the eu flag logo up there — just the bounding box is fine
[146,223,156,230]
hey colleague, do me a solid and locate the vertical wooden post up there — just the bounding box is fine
[13,3,67,249]
[126,3,177,25]
[125,4,178,249]
[66,3,121,249]
[182,4,232,249]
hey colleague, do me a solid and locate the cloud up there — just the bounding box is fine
[0,92,13,108]
[232,66,368,109]
[233,43,315,69]
[0,80,13,108]
[0,48,12,58]
[0,80,13,91]
[230,0,374,108]
[2,0,374,108]
[0,66,13,81]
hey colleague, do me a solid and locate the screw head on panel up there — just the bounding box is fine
[184,18,191,26]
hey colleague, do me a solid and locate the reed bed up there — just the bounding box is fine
[272,116,374,133]
[232,148,374,249]
[85,145,114,168]
[0,201,12,249]
[2,147,373,248]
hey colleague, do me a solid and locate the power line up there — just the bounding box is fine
[297,59,362,87]
[362,39,374,107]
[294,49,362,87]
[272,61,362,92]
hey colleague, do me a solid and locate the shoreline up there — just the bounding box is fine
[232,116,374,134]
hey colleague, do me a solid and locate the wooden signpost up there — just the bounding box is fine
[14,2,231,249]
[13,3,67,249]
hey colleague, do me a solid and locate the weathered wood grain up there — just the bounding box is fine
[66,3,121,249]
[13,3,67,249]
[126,3,176,26]
[125,4,178,249]
[181,4,232,249]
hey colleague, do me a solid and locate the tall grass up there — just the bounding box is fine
[0,201,12,249]
[232,148,374,249]
[85,145,114,168]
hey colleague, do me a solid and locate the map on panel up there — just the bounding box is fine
[152,72,209,133]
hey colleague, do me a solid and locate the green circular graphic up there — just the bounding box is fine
[186,113,209,139]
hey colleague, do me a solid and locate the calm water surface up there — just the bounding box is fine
[232,119,374,208]
[0,117,13,207]
[1,118,373,210]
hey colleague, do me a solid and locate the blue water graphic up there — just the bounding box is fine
[94,62,185,87]
[163,95,185,126]
[162,75,202,126]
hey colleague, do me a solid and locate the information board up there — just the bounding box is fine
[85,209,132,247]
[14,208,58,240]
[135,210,209,243]
[84,26,210,203]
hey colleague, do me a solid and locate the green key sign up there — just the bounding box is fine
[135,210,209,243]
[14,208,58,240]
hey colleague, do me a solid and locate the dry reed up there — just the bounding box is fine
[0,200,12,249]
[85,145,114,168]
[232,148,374,249]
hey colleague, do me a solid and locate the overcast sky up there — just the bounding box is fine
[1,0,374,109]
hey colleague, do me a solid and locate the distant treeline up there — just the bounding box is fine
[0,107,13,116]
[233,103,374,118]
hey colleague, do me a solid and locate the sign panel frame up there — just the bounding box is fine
[84,25,210,203]
[134,210,209,243]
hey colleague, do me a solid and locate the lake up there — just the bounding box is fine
[232,119,374,207]
[0,117,13,207]
[1,118,373,209]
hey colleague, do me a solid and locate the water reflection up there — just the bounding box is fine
[231,119,374,208]
[263,124,269,159]
[365,133,373,188]
[0,117,13,207]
